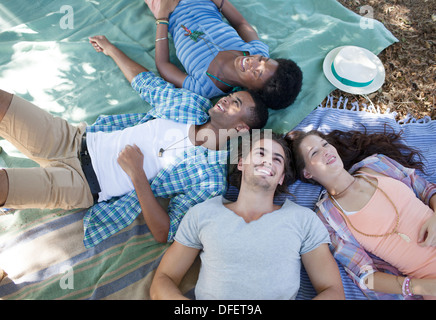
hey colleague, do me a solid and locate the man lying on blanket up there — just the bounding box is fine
[0,35,269,248]
[150,131,345,300]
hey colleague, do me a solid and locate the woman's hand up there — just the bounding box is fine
[418,213,436,247]
[159,0,180,17]
[412,278,436,298]
[145,0,180,19]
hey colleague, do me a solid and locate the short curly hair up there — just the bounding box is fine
[244,89,269,131]
[258,58,303,110]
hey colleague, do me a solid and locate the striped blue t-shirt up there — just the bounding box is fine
[169,0,269,99]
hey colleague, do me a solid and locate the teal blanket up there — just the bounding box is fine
[0,0,397,141]
[0,0,399,300]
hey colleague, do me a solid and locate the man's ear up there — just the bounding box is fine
[236,123,250,134]
[278,173,285,185]
[303,169,312,179]
[237,157,243,171]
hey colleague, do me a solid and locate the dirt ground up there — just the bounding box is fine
[331,0,435,120]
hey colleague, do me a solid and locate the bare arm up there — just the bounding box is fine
[117,144,170,243]
[418,193,436,247]
[301,243,345,300]
[364,272,436,297]
[153,0,187,88]
[211,0,259,42]
[89,35,148,83]
[150,241,200,299]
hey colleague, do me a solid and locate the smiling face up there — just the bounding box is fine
[209,91,254,133]
[238,138,286,192]
[234,54,279,90]
[298,134,344,182]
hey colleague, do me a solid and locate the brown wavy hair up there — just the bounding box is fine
[285,125,426,184]
[229,131,295,195]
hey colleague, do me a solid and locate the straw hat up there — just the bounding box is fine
[323,46,385,94]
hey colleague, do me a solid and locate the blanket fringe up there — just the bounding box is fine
[318,95,433,125]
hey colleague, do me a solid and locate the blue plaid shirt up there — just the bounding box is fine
[82,72,229,248]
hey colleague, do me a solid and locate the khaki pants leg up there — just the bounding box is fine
[0,95,94,209]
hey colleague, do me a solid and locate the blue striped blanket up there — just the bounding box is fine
[1,103,434,300]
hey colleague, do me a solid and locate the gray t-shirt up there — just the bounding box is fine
[174,196,330,300]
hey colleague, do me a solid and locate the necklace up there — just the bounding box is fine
[205,72,234,88]
[158,136,189,157]
[329,174,411,243]
[205,51,248,89]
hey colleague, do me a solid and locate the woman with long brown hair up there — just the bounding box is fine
[286,128,436,299]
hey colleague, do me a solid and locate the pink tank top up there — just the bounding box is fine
[347,174,436,279]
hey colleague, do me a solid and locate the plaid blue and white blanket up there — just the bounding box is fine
[1,102,434,300]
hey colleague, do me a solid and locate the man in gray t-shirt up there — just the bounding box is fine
[150,132,345,300]
[175,196,330,299]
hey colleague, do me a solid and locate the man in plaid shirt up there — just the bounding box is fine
[0,36,268,248]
